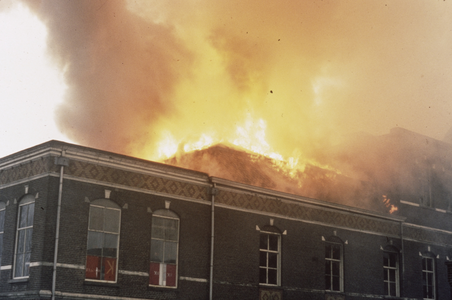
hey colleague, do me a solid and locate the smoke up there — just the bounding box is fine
[20,0,452,162]
[20,0,192,154]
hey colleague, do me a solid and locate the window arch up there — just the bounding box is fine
[259,225,281,286]
[383,245,400,297]
[85,199,121,282]
[324,236,344,292]
[149,209,179,288]
[14,195,35,278]
[421,252,436,299]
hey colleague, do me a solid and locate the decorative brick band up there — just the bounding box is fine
[216,189,400,237]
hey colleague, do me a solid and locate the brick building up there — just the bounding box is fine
[0,139,451,299]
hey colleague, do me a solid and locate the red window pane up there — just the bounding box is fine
[149,262,160,285]
[103,257,116,281]
[166,264,177,287]
[86,255,101,279]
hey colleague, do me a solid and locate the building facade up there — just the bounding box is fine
[0,140,451,299]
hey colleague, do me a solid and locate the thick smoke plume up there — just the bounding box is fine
[21,0,452,159]
[18,0,452,210]
[21,0,192,154]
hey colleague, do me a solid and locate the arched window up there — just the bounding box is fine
[422,252,436,299]
[383,245,400,297]
[14,195,35,278]
[324,236,344,292]
[149,209,179,288]
[259,226,281,286]
[0,202,6,268]
[85,199,121,282]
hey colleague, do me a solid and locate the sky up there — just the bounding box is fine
[1,0,452,163]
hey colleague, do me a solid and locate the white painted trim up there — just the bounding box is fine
[404,222,452,235]
[0,265,11,270]
[119,270,148,277]
[57,263,85,270]
[29,261,85,269]
[45,290,153,300]
[180,276,208,283]
[436,208,447,213]
[400,200,419,207]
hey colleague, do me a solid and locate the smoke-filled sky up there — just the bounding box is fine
[1,0,452,162]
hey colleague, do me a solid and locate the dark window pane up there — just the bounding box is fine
[164,241,177,264]
[260,234,268,250]
[24,228,32,252]
[390,282,396,296]
[15,254,24,277]
[103,233,118,257]
[325,244,331,259]
[268,269,277,285]
[259,268,267,283]
[165,219,178,241]
[332,275,340,291]
[104,209,120,233]
[89,207,104,231]
[23,253,31,277]
[152,217,165,239]
[150,239,163,262]
[269,235,278,251]
[268,253,277,268]
[426,272,432,286]
[325,275,331,290]
[383,253,389,266]
[389,269,395,282]
[259,251,267,267]
[389,253,396,268]
[0,210,5,232]
[27,203,34,226]
[426,258,433,271]
[19,206,27,228]
[17,230,25,254]
[87,231,103,256]
[332,261,340,276]
[384,282,389,295]
[384,269,388,281]
[325,261,331,275]
[332,245,341,260]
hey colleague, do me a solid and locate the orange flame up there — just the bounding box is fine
[156,114,342,179]
[382,195,398,214]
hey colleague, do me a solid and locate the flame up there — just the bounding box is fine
[156,112,342,185]
[382,195,398,214]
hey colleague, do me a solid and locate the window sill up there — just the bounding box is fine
[84,280,119,288]
[148,285,178,291]
[8,278,29,284]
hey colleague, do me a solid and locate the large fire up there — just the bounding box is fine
[16,1,452,215]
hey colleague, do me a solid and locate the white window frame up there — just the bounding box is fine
[422,256,436,300]
[325,241,343,292]
[0,202,6,268]
[259,230,281,286]
[149,209,180,288]
[13,195,35,279]
[85,199,121,283]
[383,250,399,297]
